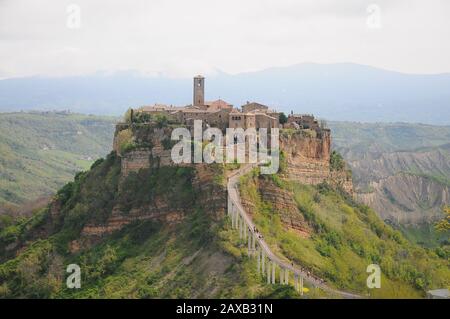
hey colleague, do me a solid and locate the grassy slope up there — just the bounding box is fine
[1,155,448,298]
[239,170,450,298]
[0,112,117,208]
[0,155,302,298]
[394,223,449,249]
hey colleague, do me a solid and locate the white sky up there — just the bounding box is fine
[1,0,450,78]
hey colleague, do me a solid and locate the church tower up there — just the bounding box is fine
[193,75,205,106]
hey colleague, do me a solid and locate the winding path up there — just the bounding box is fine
[227,164,362,299]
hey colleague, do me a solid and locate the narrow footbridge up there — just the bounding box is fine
[227,164,361,299]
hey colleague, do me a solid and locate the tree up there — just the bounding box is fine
[155,114,168,128]
[330,151,345,171]
[435,206,450,232]
[123,108,133,124]
[279,112,288,124]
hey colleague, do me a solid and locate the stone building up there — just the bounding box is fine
[193,75,205,106]
[287,114,320,130]
[136,76,281,131]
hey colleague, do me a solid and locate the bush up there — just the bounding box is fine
[330,150,345,171]
[116,128,135,154]
[279,112,288,124]
[133,112,152,124]
[155,114,168,128]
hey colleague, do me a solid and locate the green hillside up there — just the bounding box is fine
[0,112,117,211]
[0,154,448,298]
[238,170,450,298]
[0,154,300,298]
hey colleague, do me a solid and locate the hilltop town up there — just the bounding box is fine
[127,75,324,133]
[112,75,352,194]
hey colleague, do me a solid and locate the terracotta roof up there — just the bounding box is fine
[205,99,233,109]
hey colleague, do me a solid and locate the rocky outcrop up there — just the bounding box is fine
[280,129,353,195]
[241,177,311,238]
[357,172,450,224]
[329,170,353,194]
[337,141,450,224]
[94,122,351,248]
[67,163,226,252]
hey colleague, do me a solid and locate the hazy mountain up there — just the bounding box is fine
[1,63,450,124]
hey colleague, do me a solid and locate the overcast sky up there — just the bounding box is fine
[1,0,450,79]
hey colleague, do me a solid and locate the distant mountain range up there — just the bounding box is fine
[1,63,450,124]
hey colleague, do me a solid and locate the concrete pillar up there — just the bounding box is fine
[243,221,247,240]
[247,233,251,255]
[239,216,243,239]
[267,261,271,284]
[252,232,256,250]
[294,274,299,291]
[257,246,261,274]
[272,262,275,284]
[231,205,235,228]
[261,250,265,274]
[280,268,284,284]
[300,276,304,296]
[285,269,289,285]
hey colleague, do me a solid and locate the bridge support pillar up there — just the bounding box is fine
[267,261,271,284]
[272,262,275,284]
[261,250,265,275]
[247,233,251,255]
[231,205,235,228]
[285,269,289,285]
[280,268,284,284]
[300,276,304,296]
[239,216,243,239]
[294,274,298,291]
[243,221,247,240]
[252,232,256,251]
[256,246,261,274]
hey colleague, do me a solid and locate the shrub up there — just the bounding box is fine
[116,128,135,154]
[155,114,168,128]
[279,112,288,124]
[330,150,345,171]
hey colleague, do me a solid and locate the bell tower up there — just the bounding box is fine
[193,75,205,106]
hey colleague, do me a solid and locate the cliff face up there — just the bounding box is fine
[280,130,353,194]
[78,123,350,247]
[357,173,450,224]
[114,123,353,195]
[113,123,176,176]
[68,164,225,252]
[242,177,312,238]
